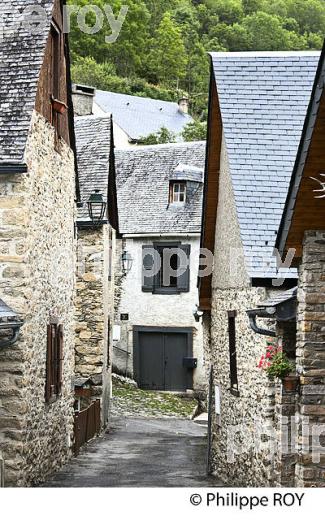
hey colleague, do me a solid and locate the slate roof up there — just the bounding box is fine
[115,142,206,234]
[74,116,112,221]
[211,51,320,278]
[276,44,325,256]
[258,287,297,308]
[95,90,193,142]
[0,0,54,166]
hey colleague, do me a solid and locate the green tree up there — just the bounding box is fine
[242,0,264,15]
[138,127,177,144]
[147,12,188,86]
[205,0,244,24]
[182,120,207,142]
[242,11,307,50]
[286,0,325,35]
[68,0,150,76]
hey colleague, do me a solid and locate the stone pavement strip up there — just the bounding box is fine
[43,416,223,487]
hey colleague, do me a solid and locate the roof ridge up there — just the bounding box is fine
[210,51,321,58]
[96,89,180,106]
[116,141,206,153]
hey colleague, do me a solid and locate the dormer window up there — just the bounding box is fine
[170,181,186,204]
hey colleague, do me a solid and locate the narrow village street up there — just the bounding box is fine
[44,376,221,487]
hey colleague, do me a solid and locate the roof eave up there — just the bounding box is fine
[0,163,28,175]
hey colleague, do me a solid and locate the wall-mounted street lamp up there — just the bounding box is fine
[0,299,24,348]
[122,251,133,274]
[192,305,204,323]
[87,190,107,226]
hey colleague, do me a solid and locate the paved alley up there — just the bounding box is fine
[43,375,222,488]
[43,416,221,487]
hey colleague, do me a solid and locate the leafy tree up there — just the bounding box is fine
[286,0,325,35]
[182,120,207,141]
[205,0,244,25]
[71,56,179,101]
[138,127,177,144]
[242,11,307,50]
[68,0,150,76]
[147,12,188,86]
[242,0,264,15]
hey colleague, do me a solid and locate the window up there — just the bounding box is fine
[45,322,63,403]
[228,310,239,397]
[142,243,190,294]
[169,182,186,204]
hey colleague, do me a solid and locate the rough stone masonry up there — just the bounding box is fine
[0,111,76,486]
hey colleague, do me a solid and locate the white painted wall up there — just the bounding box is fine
[114,235,206,389]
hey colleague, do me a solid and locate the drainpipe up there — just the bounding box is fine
[246,308,276,337]
[0,452,4,487]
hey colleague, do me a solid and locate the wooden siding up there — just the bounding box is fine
[199,73,223,310]
[285,83,325,260]
[35,0,70,146]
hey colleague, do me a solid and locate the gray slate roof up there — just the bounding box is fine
[95,90,193,142]
[74,116,112,221]
[116,142,206,234]
[0,0,54,165]
[211,51,320,278]
[259,287,297,308]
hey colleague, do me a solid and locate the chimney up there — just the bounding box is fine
[178,97,189,115]
[72,84,95,116]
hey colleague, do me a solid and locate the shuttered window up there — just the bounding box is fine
[142,244,190,294]
[45,322,63,403]
[228,311,239,397]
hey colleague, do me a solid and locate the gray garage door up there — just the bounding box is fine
[134,328,193,391]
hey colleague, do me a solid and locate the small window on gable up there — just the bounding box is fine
[169,181,186,204]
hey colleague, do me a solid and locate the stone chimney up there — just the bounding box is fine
[178,97,189,115]
[72,84,96,116]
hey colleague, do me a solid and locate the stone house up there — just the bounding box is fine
[0,0,78,486]
[91,88,193,148]
[199,52,320,486]
[114,142,206,391]
[274,44,325,487]
[74,114,119,428]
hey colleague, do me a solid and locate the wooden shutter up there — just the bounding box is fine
[57,324,64,394]
[142,246,155,292]
[177,244,191,293]
[228,311,239,396]
[45,322,63,402]
[45,325,53,402]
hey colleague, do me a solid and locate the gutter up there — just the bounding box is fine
[77,220,108,229]
[122,233,201,238]
[0,164,28,175]
[246,308,276,337]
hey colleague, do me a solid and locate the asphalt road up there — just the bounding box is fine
[43,416,222,487]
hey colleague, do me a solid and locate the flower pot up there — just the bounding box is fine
[51,98,68,114]
[282,375,299,393]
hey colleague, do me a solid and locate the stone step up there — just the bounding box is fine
[193,412,208,426]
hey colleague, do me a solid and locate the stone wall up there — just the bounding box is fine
[295,230,325,486]
[207,136,277,486]
[113,236,205,389]
[0,111,76,486]
[209,286,277,486]
[75,224,115,426]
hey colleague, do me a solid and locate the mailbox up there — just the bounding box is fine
[183,357,198,369]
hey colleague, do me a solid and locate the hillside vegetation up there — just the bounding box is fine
[69,0,325,122]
